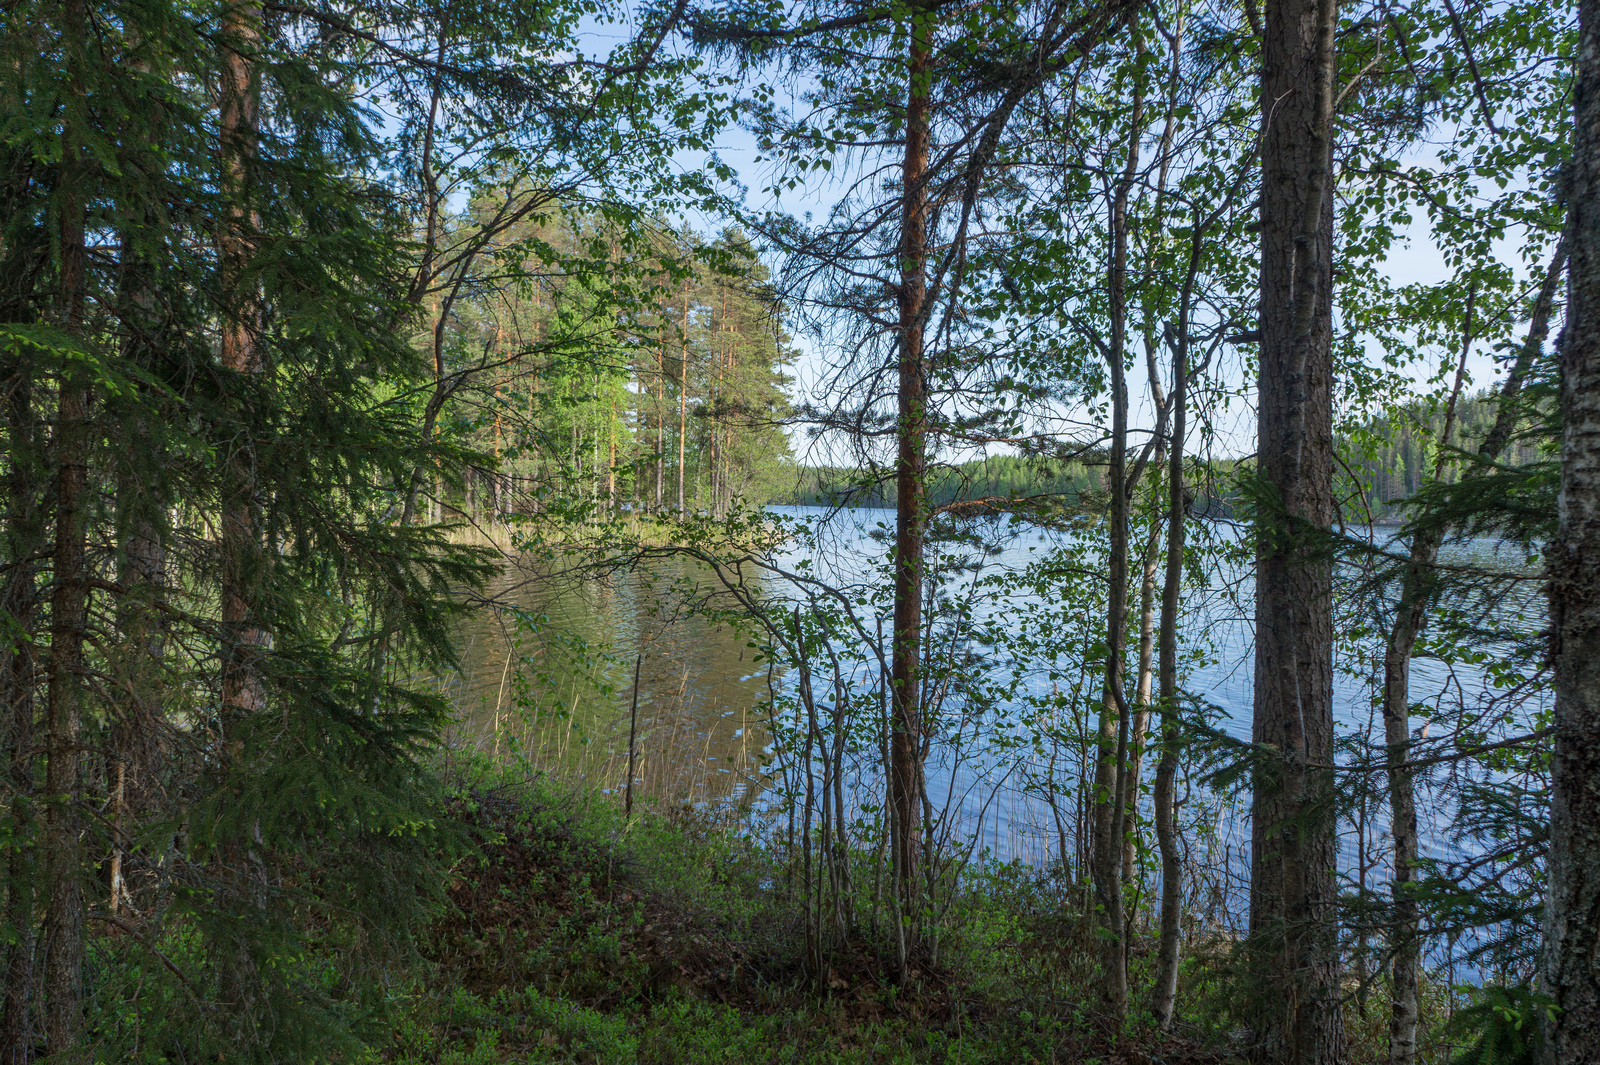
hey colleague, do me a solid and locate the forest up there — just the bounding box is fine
[3,0,1599,1061]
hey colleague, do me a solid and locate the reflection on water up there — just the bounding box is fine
[440,509,1547,940]
[440,558,773,808]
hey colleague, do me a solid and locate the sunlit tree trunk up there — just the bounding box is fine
[655,339,665,511]
[678,284,690,513]
[1092,62,1142,1019]
[889,4,931,953]
[1124,496,1161,886]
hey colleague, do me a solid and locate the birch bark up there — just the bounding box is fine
[1541,0,1600,1050]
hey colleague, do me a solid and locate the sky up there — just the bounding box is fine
[586,10,1555,466]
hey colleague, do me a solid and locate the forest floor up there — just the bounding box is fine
[374,771,1245,1065]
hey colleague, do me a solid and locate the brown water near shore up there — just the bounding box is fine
[438,557,774,808]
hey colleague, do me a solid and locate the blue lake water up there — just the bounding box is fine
[446,504,1547,946]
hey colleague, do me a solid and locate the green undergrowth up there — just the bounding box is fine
[367,765,1232,1065]
[75,757,1490,1063]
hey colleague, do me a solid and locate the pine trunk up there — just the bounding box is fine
[1249,0,1344,1057]
[216,1,270,1038]
[219,0,267,721]
[44,378,90,1061]
[889,6,931,948]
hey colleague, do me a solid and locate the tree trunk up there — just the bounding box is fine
[678,284,689,513]
[219,0,268,721]
[1127,344,1175,886]
[1146,19,1189,1027]
[216,2,270,1039]
[110,203,171,918]
[44,377,90,1062]
[43,31,94,1047]
[655,340,665,511]
[1,364,41,1065]
[1542,0,1600,1051]
[1123,511,1161,886]
[110,462,167,908]
[889,5,931,951]
[1249,0,1344,1056]
[1382,244,1563,1065]
[1152,313,1189,1031]
[1092,66,1143,1019]
[399,48,447,528]
[1380,455,1445,1065]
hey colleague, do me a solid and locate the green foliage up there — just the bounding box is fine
[783,455,1102,513]
[433,218,797,523]
[0,0,739,1055]
[1340,392,1550,520]
[0,0,1580,1054]
[365,769,1168,1065]
[1442,985,1554,1065]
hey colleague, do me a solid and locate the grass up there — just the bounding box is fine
[365,765,1241,1065]
[76,750,1491,1063]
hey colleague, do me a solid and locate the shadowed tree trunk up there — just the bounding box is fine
[43,365,91,1065]
[42,8,94,1047]
[1248,0,1344,1056]
[218,0,267,722]
[215,0,270,1038]
[1542,0,1600,1049]
[42,359,90,1051]
[110,412,168,913]
[108,140,173,914]
[1,363,42,1065]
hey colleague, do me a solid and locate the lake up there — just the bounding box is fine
[442,505,1547,944]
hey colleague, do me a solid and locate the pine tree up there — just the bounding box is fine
[1248,0,1346,1056]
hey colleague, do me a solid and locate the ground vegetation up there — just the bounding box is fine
[0,0,1593,1059]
